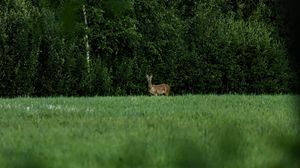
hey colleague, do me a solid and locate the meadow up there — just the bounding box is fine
[0,95,298,168]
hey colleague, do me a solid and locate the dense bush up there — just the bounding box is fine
[0,1,38,97]
[0,0,293,96]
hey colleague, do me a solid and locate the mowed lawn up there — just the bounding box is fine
[0,95,298,168]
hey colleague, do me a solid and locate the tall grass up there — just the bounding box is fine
[0,95,298,167]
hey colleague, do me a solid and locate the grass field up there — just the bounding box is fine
[0,95,299,168]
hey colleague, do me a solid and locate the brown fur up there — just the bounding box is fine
[146,74,170,96]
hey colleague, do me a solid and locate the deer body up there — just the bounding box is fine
[146,74,170,96]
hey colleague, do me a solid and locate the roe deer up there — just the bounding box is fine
[146,74,170,96]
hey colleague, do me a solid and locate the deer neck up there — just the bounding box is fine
[148,81,153,89]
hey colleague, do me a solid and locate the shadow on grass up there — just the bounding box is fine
[108,124,245,168]
[2,115,300,168]
[274,97,300,168]
[170,124,243,168]
[1,150,50,168]
[111,140,151,168]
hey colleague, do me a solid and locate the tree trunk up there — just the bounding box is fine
[82,4,90,71]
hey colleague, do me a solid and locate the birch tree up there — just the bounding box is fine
[82,4,90,71]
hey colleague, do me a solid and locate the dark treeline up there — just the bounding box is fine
[0,0,295,97]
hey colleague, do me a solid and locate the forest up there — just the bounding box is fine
[0,0,297,97]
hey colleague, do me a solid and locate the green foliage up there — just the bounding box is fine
[214,18,290,93]
[179,1,291,93]
[0,0,294,96]
[0,0,38,97]
[90,60,112,96]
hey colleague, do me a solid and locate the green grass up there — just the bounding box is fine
[0,95,299,168]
